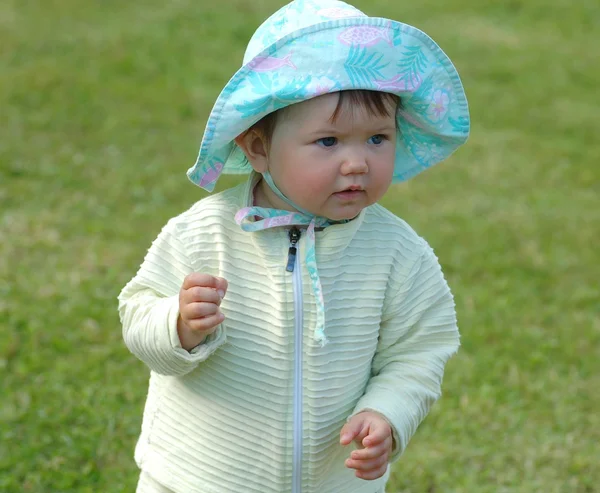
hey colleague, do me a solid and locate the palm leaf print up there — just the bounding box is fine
[448,115,470,134]
[245,71,275,95]
[274,76,314,106]
[397,45,428,85]
[234,75,315,117]
[406,76,434,114]
[233,72,279,117]
[392,28,402,47]
[344,45,390,86]
[234,96,272,118]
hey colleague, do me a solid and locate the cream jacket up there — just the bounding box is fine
[118,176,459,493]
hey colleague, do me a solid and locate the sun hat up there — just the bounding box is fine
[187,0,470,191]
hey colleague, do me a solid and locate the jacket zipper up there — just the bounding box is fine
[287,227,303,493]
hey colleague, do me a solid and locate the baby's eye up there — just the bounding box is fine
[316,137,337,147]
[368,134,386,145]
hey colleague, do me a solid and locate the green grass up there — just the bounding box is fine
[1,0,598,491]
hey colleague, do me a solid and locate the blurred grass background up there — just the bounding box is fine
[1,0,598,491]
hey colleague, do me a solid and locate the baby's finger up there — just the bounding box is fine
[355,464,389,481]
[184,286,222,305]
[184,311,225,333]
[350,438,391,461]
[362,423,391,448]
[345,454,388,472]
[340,417,367,446]
[184,302,220,320]
[354,427,370,447]
[182,273,223,292]
[215,277,228,299]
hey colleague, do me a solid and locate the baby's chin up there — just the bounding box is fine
[322,209,364,222]
[299,201,366,222]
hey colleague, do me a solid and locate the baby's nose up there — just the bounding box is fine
[340,154,368,174]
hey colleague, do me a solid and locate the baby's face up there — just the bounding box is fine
[260,93,397,221]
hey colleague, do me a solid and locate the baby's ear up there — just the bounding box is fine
[234,131,269,173]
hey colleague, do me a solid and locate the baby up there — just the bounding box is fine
[119,1,470,492]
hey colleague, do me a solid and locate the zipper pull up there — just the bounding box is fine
[286,227,301,272]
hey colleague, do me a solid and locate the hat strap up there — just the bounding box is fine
[262,171,314,216]
[235,175,333,346]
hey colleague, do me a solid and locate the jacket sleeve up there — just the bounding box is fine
[350,241,460,461]
[118,218,226,376]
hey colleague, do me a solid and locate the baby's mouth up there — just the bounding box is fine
[339,185,364,193]
[333,188,365,199]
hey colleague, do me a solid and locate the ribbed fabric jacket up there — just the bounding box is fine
[118,175,460,493]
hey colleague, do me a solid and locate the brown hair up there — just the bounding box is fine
[244,90,400,150]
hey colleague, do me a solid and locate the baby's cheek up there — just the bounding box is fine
[300,174,330,197]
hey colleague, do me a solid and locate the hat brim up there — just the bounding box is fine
[188,17,470,191]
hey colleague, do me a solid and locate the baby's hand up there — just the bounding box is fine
[177,273,228,351]
[340,411,393,481]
